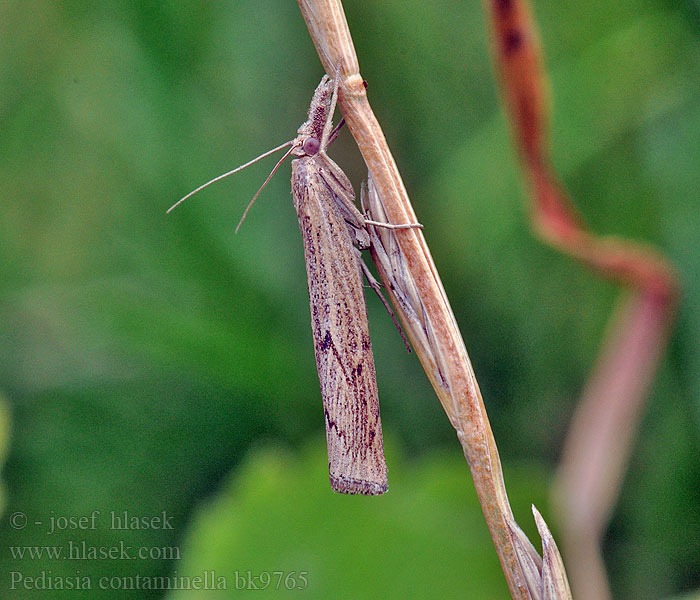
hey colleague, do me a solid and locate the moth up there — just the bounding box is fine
[170,74,417,495]
[289,75,388,495]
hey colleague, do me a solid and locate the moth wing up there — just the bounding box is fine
[292,157,388,495]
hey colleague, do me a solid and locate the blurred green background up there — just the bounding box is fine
[1,0,699,598]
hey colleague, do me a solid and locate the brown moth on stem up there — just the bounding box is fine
[292,73,388,495]
[169,73,419,495]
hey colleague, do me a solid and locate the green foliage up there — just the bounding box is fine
[0,0,699,598]
[0,395,9,517]
[164,443,546,599]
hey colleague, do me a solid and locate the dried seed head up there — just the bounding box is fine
[532,506,573,600]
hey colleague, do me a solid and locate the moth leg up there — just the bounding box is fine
[358,250,412,353]
[320,60,343,149]
[359,173,423,231]
[326,117,345,147]
[363,218,424,230]
[324,64,346,146]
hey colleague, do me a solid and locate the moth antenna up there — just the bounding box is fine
[234,142,299,233]
[167,140,294,214]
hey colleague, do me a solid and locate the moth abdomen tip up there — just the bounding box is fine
[330,474,388,496]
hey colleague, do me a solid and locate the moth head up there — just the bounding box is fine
[291,131,321,158]
[301,136,321,156]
